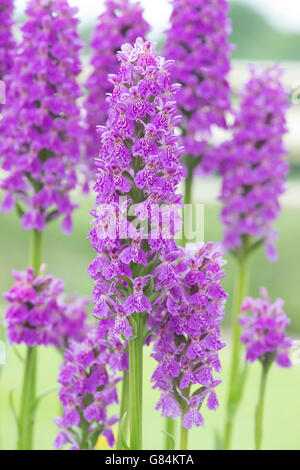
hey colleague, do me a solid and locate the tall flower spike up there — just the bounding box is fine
[150,242,227,429]
[3,265,89,350]
[84,0,150,180]
[0,0,83,234]
[219,66,290,260]
[0,0,16,81]
[239,287,293,368]
[164,0,232,173]
[55,328,122,450]
[88,37,184,342]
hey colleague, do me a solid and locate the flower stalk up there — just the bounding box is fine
[117,369,129,450]
[223,250,250,450]
[129,313,143,450]
[180,423,188,451]
[238,289,293,450]
[18,229,42,450]
[164,417,176,450]
[255,362,270,451]
[182,155,201,247]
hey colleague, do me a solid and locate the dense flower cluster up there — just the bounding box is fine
[150,243,227,429]
[0,0,16,81]
[88,37,184,339]
[55,328,124,450]
[87,39,228,430]
[164,0,232,172]
[84,0,150,171]
[3,265,89,349]
[239,287,293,368]
[0,0,83,234]
[219,66,290,260]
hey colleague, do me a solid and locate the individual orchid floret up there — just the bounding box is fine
[0,0,83,234]
[123,277,152,315]
[219,66,290,261]
[164,0,232,173]
[84,0,150,180]
[239,287,293,368]
[150,242,227,429]
[3,265,89,350]
[55,328,122,450]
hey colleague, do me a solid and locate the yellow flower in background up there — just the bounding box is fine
[95,429,118,450]
[95,435,110,450]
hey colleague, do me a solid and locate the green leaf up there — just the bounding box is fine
[247,238,264,255]
[161,431,175,451]
[92,314,116,321]
[15,201,25,218]
[214,429,222,450]
[144,312,168,342]
[46,209,59,223]
[117,275,133,291]
[120,331,129,342]
[9,388,19,435]
[115,282,128,297]
[172,385,187,412]
[12,346,24,363]
[191,386,206,398]
[128,316,138,341]
[31,385,58,415]
[38,148,55,163]
[140,254,159,276]
[232,363,249,406]
[152,287,166,310]
[118,411,130,450]
[25,172,43,193]
[89,424,104,450]
[144,277,154,297]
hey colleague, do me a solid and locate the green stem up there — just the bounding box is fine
[17,348,37,450]
[117,368,129,450]
[129,313,143,450]
[180,422,188,450]
[182,154,202,246]
[30,229,43,274]
[223,251,250,450]
[182,161,194,248]
[164,417,176,450]
[18,229,42,451]
[184,167,193,206]
[255,363,270,450]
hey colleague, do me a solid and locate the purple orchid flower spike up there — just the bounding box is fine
[55,329,122,450]
[83,0,150,186]
[239,287,293,367]
[0,0,84,235]
[219,66,290,261]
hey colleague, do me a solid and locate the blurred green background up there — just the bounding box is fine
[79,1,300,63]
[1,0,300,451]
[230,2,300,62]
[14,1,300,63]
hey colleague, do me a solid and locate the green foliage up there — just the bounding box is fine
[230,1,300,61]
